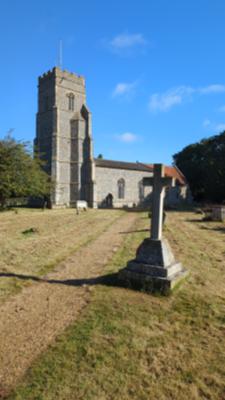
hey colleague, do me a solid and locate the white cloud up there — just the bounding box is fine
[149,92,181,112]
[149,83,225,112]
[199,84,225,94]
[202,119,225,132]
[215,123,225,132]
[149,86,194,112]
[203,119,211,127]
[102,32,148,55]
[112,81,137,98]
[116,132,138,143]
[218,105,225,112]
[110,33,147,50]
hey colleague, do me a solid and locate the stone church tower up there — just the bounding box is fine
[35,67,95,207]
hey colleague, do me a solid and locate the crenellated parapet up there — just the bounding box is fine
[38,67,85,86]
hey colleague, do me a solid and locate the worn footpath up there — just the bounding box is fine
[0,212,138,395]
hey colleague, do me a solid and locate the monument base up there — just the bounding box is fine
[118,238,188,294]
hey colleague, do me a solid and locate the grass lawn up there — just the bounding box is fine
[7,211,225,400]
[0,208,124,303]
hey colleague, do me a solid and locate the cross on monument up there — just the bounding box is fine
[143,164,175,240]
[119,163,188,293]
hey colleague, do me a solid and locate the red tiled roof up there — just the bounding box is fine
[94,158,186,185]
[165,166,186,185]
[145,164,186,185]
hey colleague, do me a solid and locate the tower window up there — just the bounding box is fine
[68,93,75,111]
[118,178,125,199]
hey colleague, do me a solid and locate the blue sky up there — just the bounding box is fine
[1,0,225,164]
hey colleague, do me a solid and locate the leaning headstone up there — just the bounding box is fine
[119,164,188,294]
[211,206,225,222]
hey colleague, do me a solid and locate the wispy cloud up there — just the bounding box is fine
[202,119,225,133]
[103,32,148,55]
[115,132,139,143]
[112,81,137,99]
[149,84,225,112]
[199,84,225,94]
[149,86,193,112]
[203,119,211,127]
[215,123,225,132]
[110,33,147,49]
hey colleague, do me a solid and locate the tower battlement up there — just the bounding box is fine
[38,67,85,86]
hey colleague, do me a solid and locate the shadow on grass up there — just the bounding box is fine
[186,218,205,223]
[119,228,149,234]
[200,226,225,234]
[0,271,173,298]
[185,218,220,223]
[186,219,225,234]
[0,271,121,288]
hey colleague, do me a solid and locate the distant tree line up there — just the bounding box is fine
[173,131,225,203]
[0,135,51,209]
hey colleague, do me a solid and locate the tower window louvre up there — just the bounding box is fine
[68,93,75,111]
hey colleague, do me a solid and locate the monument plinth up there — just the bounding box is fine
[119,164,188,294]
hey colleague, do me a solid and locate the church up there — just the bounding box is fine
[35,67,189,208]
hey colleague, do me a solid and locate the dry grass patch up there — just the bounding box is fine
[0,208,124,303]
[6,211,225,400]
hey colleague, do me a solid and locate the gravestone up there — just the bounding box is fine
[119,164,188,293]
[211,206,225,222]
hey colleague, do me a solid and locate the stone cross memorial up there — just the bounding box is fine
[119,164,188,294]
[143,164,174,240]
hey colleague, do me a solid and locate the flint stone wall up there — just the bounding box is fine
[95,166,153,208]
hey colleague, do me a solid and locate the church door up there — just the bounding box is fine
[106,193,113,208]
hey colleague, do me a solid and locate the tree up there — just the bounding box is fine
[97,154,103,159]
[173,131,225,203]
[0,135,52,208]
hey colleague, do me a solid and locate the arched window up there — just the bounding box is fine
[118,178,125,199]
[139,180,144,201]
[68,93,75,111]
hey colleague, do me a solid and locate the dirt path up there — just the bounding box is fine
[0,212,138,395]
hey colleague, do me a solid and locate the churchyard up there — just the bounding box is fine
[0,207,225,399]
[0,208,125,303]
